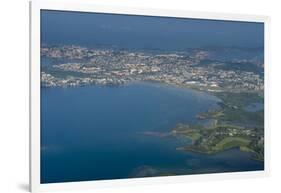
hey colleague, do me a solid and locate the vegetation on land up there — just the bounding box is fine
[172,92,264,161]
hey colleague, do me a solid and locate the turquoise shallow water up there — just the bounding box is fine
[41,82,263,183]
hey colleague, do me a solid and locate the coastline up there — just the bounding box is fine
[41,80,264,162]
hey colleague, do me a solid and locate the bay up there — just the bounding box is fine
[41,82,263,183]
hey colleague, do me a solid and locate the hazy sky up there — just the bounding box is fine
[41,10,264,50]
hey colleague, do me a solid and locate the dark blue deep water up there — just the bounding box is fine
[40,10,264,184]
[41,83,263,183]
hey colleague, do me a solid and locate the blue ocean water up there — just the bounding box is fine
[41,83,263,183]
[40,10,264,184]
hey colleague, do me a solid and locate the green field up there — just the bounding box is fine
[212,137,250,151]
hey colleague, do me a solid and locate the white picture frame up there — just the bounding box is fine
[30,0,271,192]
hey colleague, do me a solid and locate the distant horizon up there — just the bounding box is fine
[40,9,265,184]
[41,10,264,50]
[41,42,264,51]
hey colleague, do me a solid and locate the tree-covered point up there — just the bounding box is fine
[198,92,264,127]
[172,91,264,161]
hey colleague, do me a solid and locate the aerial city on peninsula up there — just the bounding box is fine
[41,10,264,183]
[41,45,263,93]
[41,45,264,162]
